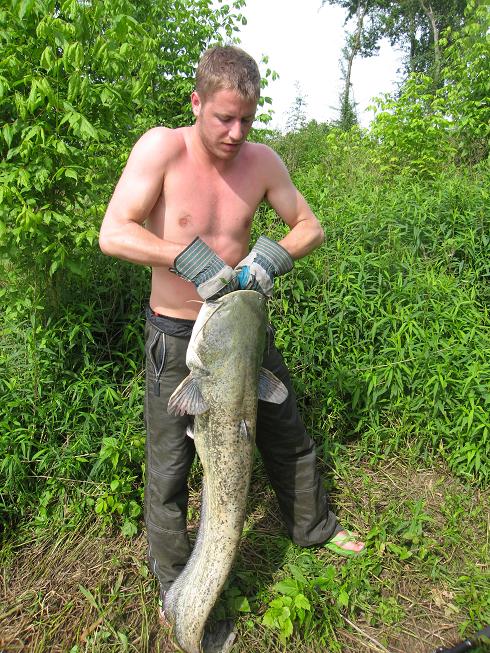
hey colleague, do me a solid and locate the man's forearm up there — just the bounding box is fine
[99,220,181,267]
[278,216,325,260]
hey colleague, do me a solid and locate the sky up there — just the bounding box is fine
[234,0,404,130]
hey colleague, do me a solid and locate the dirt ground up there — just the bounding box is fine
[1,457,488,653]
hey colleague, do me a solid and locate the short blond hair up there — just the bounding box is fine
[196,46,261,103]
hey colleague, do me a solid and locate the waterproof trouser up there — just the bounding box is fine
[144,310,338,594]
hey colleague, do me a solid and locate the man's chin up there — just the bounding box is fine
[219,143,242,157]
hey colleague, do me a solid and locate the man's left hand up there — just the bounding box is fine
[235,236,294,297]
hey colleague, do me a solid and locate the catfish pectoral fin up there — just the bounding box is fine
[168,374,209,416]
[258,368,288,404]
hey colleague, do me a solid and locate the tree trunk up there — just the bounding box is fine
[419,0,441,86]
[409,14,417,72]
[341,2,366,125]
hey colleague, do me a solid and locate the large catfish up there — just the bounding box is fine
[164,290,287,653]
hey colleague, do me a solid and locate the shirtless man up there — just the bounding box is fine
[99,45,364,618]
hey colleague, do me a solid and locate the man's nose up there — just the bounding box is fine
[229,120,244,142]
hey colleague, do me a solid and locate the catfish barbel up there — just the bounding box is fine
[164,290,288,653]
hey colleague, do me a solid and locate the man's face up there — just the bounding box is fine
[191,88,257,160]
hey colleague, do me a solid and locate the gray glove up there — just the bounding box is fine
[235,236,294,297]
[171,237,239,300]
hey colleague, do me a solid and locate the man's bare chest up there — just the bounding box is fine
[148,159,266,240]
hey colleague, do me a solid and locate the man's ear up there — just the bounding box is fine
[191,91,202,118]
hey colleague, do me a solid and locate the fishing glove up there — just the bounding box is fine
[235,236,294,297]
[172,237,239,300]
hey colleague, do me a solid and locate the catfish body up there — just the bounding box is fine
[164,290,287,653]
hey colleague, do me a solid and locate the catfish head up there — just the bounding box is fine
[168,290,287,417]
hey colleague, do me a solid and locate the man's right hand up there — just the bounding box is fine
[171,237,239,300]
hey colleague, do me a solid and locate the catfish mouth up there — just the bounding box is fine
[207,289,265,305]
[192,289,266,349]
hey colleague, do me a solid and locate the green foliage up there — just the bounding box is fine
[258,547,397,648]
[261,5,489,484]
[0,258,149,528]
[0,0,246,283]
[323,0,467,83]
[442,0,490,162]
[265,148,490,484]
[261,562,340,645]
[213,578,252,622]
[369,1,489,173]
[370,74,456,176]
[265,120,332,176]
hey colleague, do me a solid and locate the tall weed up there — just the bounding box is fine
[266,157,490,483]
[0,255,148,528]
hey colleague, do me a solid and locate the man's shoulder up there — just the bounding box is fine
[245,141,275,156]
[132,126,187,161]
[244,141,282,167]
[244,141,286,180]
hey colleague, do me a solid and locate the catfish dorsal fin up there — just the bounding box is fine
[167,374,209,416]
[258,368,288,404]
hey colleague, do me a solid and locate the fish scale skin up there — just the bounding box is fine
[164,291,268,653]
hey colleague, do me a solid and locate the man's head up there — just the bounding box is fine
[195,45,261,104]
[191,46,260,160]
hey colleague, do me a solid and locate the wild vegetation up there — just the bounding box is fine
[1,0,489,651]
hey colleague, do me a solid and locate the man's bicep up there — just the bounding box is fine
[108,164,160,226]
[105,130,167,226]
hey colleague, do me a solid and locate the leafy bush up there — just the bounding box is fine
[368,0,489,173]
[264,120,333,176]
[369,74,457,177]
[0,258,149,527]
[442,0,490,162]
[0,0,245,283]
